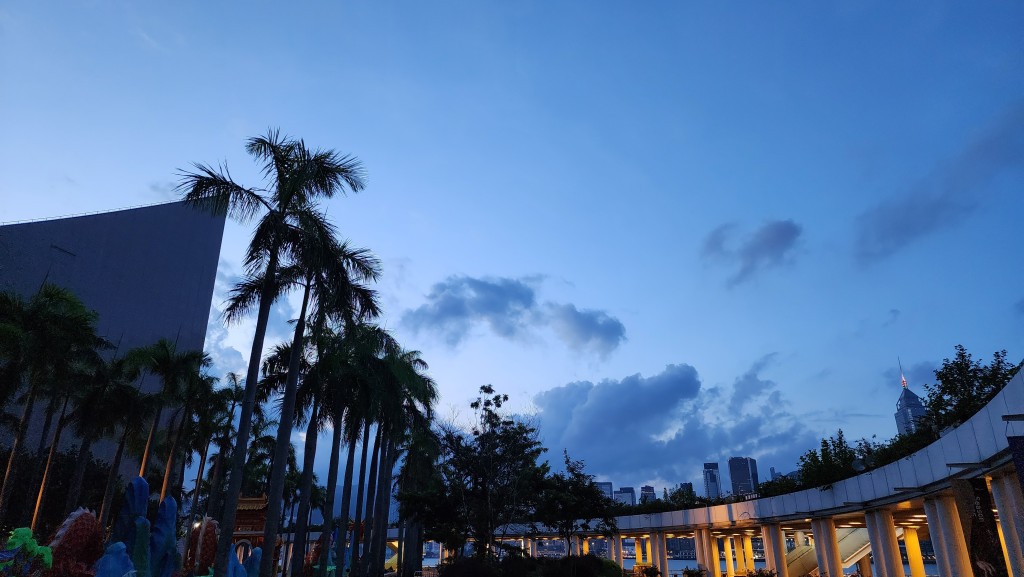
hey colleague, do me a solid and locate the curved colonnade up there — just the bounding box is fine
[498,371,1024,577]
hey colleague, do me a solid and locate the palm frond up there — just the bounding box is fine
[177,163,267,221]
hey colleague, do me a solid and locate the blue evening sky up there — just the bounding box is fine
[2,2,1022,494]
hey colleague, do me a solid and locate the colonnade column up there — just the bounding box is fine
[794,530,807,548]
[923,499,952,577]
[708,533,722,577]
[923,494,972,576]
[650,532,662,574]
[695,530,708,572]
[733,537,747,575]
[659,533,669,576]
[902,527,927,577]
[742,535,755,571]
[646,535,654,568]
[723,535,736,577]
[613,536,623,567]
[760,523,790,577]
[856,555,873,577]
[810,518,842,577]
[991,472,1024,577]
[864,509,902,577]
[582,536,590,556]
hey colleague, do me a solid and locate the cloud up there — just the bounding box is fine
[547,303,626,358]
[1014,298,1024,316]
[533,359,820,490]
[882,309,901,327]
[149,181,177,201]
[402,275,626,356]
[702,220,803,286]
[402,276,539,346]
[855,102,1024,263]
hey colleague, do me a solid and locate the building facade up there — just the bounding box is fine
[703,463,721,499]
[895,386,927,436]
[640,485,656,503]
[0,201,225,469]
[614,487,636,506]
[729,456,760,496]
[596,482,613,500]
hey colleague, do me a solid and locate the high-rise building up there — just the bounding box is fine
[703,463,721,499]
[596,482,613,500]
[677,482,694,497]
[639,485,656,503]
[728,457,760,496]
[895,385,927,436]
[613,487,636,506]
[0,201,225,473]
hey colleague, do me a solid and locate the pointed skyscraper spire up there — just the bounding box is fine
[898,357,908,388]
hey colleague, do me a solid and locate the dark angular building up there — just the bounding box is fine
[0,201,225,467]
[728,456,759,496]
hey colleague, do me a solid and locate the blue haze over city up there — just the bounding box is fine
[1,2,1022,498]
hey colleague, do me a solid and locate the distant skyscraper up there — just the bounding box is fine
[770,467,782,480]
[596,482,613,499]
[703,463,721,499]
[728,457,759,496]
[640,485,656,503]
[895,372,927,435]
[614,487,636,506]
[678,482,694,496]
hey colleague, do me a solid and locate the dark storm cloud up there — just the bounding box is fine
[547,303,626,358]
[702,220,803,286]
[534,359,820,489]
[402,275,626,356]
[855,102,1024,263]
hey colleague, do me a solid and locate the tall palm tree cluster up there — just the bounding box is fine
[0,286,222,535]
[179,130,438,577]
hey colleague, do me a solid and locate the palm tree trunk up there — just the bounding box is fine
[206,438,231,520]
[0,379,38,521]
[260,281,310,577]
[334,434,358,576]
[160,402,191,501]
[139,404,164,477]
[64,433,94,515]
[350,420,372,571]
[367,436,396,577]
[213,247,280,577]
[99,427,128,525]
[360,426,383,573]
[35,396,58,457]
[316,417,343,577]
[289,401,320,577]
[183,440,211,575]
[396,522,405,577]
[31,394,69,531]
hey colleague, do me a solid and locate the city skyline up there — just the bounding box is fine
[2,2,1022,491]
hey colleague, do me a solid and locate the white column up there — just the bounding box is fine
[822,518,843,577]
[723,535,736,577]
[761,527,776,575]
[614,536,623,567]
[646,535,654,568]
[695,531,707,572]
[650,532,662,574]
[795,531,807,548]
[761,524,790,577]
[903,527,926,577]
[865,510,902,577]
[924,498,952,577]
[811,520,832,577]
[938,494,974,577]
[743,535,755,571]
[659,533,669,576]
[992,474,1024,577]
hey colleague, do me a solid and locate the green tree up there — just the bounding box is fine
[533,451,617,555]
[797,429,856,489]
[924,345,1021,434]
[179,129,366,577]
[402,386,548,561]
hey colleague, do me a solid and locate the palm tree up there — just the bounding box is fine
[159,364,215,501]
[61,355,141,515]
[204,373,244,521]
[179,129,366,577]
[133,338,210,500]
[98,384,157,526]
[256,241,380,577]
[0,284,101,522]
